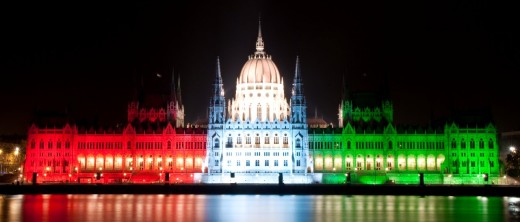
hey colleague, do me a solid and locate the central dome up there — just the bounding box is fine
[237,20,281,84]
[229,20,290,123]
[238,55,281,84]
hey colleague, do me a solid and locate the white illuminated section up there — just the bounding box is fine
[229,59,289,122]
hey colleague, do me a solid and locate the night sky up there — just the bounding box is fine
[1,1,519,135]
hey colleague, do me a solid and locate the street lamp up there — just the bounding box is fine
[45,167,50,179]
[160,167,163,182]
[14,147,20,174]
[510,146,517,153]
[74,167,78,183]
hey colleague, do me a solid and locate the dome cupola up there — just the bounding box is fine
[238,20,282,84]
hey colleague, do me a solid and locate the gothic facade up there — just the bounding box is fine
[22,23,500,185]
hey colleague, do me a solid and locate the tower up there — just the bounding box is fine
[167,69,177,124]
[167,69,185,127]
[338,75,352,128]
[175,75,185,127]
[206,57,226,173]
[290,56,309,173]
[290,56,306,125]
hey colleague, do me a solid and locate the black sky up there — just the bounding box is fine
[1,1,519,135]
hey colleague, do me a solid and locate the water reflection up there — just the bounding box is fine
[0,194,517,221]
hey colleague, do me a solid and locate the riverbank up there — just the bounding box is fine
[1,184,520,196]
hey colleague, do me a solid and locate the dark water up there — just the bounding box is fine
[1,194,519,222]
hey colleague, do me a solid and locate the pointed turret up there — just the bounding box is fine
[290,56,306,126]
[127,73,141,122]
[170,68,176,102]
[380,72,393,123]
[292,56,303,96]
[255,18,265,55]
[341,73,351,100]
[209,56,226,124]
[339,72,353,128]
[167,67,185,127]
[177,75,183,106]
[168,67,178,124]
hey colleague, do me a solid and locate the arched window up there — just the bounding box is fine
[488,139,494,149]
[127,141,132,149]
[167,141,171,149]
[257,103,262,121]
[57,141,62,149]
[451,139,456,149]
[470,139,475,149]
[237,134,242,144]
[227,136,233,147]
[249,105,252,121]
[388,141,393,149]
[65,141,70,149]
[266,105,270,121]
[296,138,301,148]
[347,141,351,149]
[479,139,484,149]
[48,140,53,149]
[40,140,44,149]
[31,140,35,149]
[461,139,466,149]
[214,138,220,148]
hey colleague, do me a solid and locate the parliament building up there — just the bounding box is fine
[23,23,500,185]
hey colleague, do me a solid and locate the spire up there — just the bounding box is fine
[290,56,306,125]
[215,56,223,86]
[138,73,145,103]
[170,67,176,101]
[255,17,265,56]
[292,56,303,96]
[209,56,226,124]
[342,73,351,100]
[177,74,182,106]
